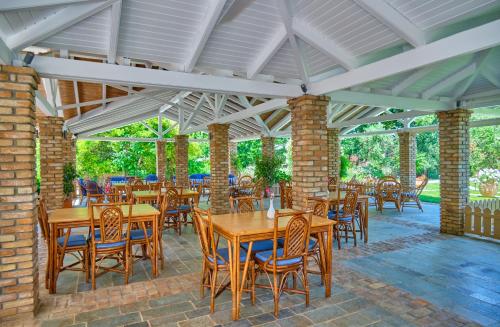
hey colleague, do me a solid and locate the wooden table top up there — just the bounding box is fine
[48,204,159,224]
[211,209,334,237]
[133,189,198,197]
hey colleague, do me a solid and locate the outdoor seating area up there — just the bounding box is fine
[0,1,499,326]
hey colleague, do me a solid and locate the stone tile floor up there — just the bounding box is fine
[6,199,500,326]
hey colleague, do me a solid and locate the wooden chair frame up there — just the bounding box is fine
[332,190,359,247]
[163,188,182,235]
[401,175,428,212]
[376,179,402,212]
[305,197,329,283]
[255,211,312,317]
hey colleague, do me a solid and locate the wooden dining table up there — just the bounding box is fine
[47,204,160,294]
[132,189,199,204]
[322,191,370,243]
[211,209,335,320]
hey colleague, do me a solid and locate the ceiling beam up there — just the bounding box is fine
[0,38,14,65]
[310,19,500,95]
[140,121,159,137]
[181,96,206,133]
[453,49,495,99]
[184,0,227,72]
[332,110,432,128]
[238,96,271,135]
[275,0,309,83]
[0,0,97,11]
[107,0,122,64]
[270,112,291,132]
[328,90,451,111]
[391,66,433,96]
[482,69,500,88]
[292,19,358,70]
[421,62,476,99]
[30,56,301,98]
[6,0,116,51]
[247,25,288,79]
[184,98,287,134]
[35,91,57,116]
[353,0,426,47]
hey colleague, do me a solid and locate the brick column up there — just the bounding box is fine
[261,136,275,158]
[0,66,39,319]
[289,95,330,210]
[209,124,229,215]
[62,132,76,166]
[229,141,238,176]
[327,128,341,180]
[175,135,189,188]
[438,109,471,235]
[38,116,65,211]
[156,140,166,181]
[398,132,416,191]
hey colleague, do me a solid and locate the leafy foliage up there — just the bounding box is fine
[254,155,285,187]
[63,163,77,197]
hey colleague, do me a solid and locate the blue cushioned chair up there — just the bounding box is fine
[254,211,313,317]
[89,203,132,290]
[38,197,89,289]
[192,207,255,313]
[330,190,358,248]
[145,174,158,183]
[163,188,182,235]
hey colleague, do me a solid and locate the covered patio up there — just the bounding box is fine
[0,0,499,326]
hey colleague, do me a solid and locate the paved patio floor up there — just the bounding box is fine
[8,199,500,326]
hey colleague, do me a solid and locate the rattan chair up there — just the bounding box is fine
[401,175,428,212]
[149,182,162,191]
[163,188,182,235]
[305,197,329,282]
[376,179,402,212]
[254,211,313,317]
[202,176,211,202]
[193,208,255,312]
[278,180,291,209]
[329,189,358,247]
[328,176,338,192]
[283,186,293,209]
[238,175,254,196]
[89,203,132,289]
[38,197,89,289]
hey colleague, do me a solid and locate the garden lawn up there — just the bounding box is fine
[419,179,500,203]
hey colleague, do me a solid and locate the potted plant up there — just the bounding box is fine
[473,168,500,197]
[63,163,77,208]
[254,155,284,197]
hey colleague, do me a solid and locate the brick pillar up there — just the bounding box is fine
[229,141,238,176]
[289,95,330,210]
[175,135,189,188]
[438,109,471,235]
[398,132,416,192]
[156,140,166,181]
[0,66,40,319]
[261,136,275,158]
[327,128,340,180]
[62,132,76,166]
[38,116,65,211]
[209,124,229,215]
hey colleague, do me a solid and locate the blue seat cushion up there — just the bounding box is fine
[241,240,275,252]
[255,248,302,266]
[166,209,179,215]
[96,240,126,249]
[57,234,87,247]
[207,247,247,265]
[401,191,416,197]
[178,204,191,211]
[278,238,316,251]
[129,229,153,240]
[328,210,344,219]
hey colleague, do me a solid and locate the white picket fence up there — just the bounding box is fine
[464,199,500,240]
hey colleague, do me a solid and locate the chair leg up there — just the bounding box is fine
[91,250,96,290]
[124,247,130,285]
[250,263,256,305]
[352,218,357,247]
[273,273,280,317]
[85,248,89,282]
[210,268,217,313]
[200,262,206,297]
[302,269,310,307]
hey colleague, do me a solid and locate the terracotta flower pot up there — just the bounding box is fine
[479,183,498,197]
[63,198,73,208]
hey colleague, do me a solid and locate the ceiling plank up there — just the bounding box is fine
[31,56,302,98]
[292,19,358,70]
[453,49,494,99]
[184,0,227,72]
[353,0,426,47]
[247,24,287,79]
[0,0,97,11]
[391,66,433,96]
[238,95,271,135]
[6,0,116,51]
[310,19,500,95]
[421,63,476,99]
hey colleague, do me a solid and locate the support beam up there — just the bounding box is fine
[271,112,291,132]
[247,25,288,79]
[453,49,494,99]
[353,0,426,47]
[310,19,500,95]
[183,98,287,134]
[481,68,500,88]
[328,90,451,111]
[35,91,57,116]
[73,80,81,117]
[392,66,433,96]
[184,0,227,72]
[107,0,122,64]
[181,96,206,133]
[292,19,357,69]
[6,0,116,51]
[78,136,207,142]
[0,37,14,65]
[275,0,309,82]
[422,63,476,99]
[332,110,432,128]
[31,56,301,98]
[140,121,159,136]
[238,96,271,135]
[58,95,130,111]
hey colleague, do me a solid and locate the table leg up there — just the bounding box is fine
[152,215,158,277]
[325,227,333,297]
[364,199,369,243]
[230,237,240,320]
[317,232,326,285]
[49,223,57,294]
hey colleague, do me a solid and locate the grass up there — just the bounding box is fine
[419,179,500,203]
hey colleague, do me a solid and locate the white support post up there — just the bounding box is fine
[157,113,163,139]
[107,0,122,64]
[73,80,81,118]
